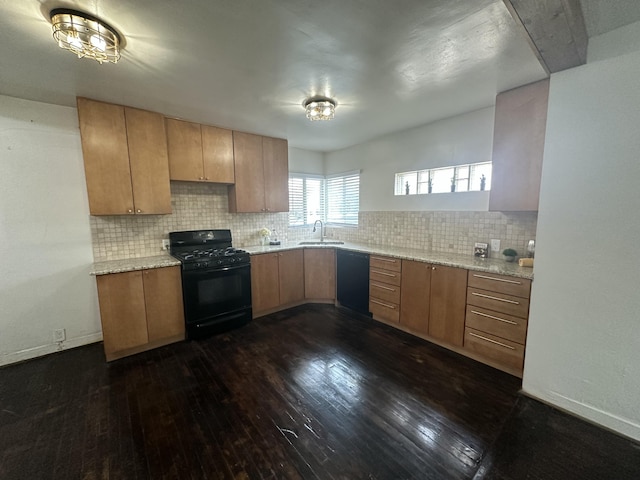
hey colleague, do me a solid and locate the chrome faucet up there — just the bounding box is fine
[312,219,324,242]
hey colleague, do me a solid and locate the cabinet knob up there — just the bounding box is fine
[205,177,209,180]
[136,209,142,213]
[127,209,133,213]
[432,266,436,270]
[199,176,204,180]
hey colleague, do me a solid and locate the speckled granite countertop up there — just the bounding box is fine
[90,254,181,275]
[91,242,533,279]
[245,241,534,280]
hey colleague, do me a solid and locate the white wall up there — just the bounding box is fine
[0,95,101,366]
[523,35,640,440]
[288,147,324,175]
[324,107,494,211]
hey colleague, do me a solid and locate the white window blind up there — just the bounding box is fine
[288,171,360,226]
[326,171,359,225]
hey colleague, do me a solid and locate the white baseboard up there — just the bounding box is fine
[523,387,640,442]
[0,332,103,367]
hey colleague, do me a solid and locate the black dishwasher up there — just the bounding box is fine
[336,250,371,316]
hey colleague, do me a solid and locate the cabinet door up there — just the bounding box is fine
[263,136,289,212]
[166,118,205,181]
[428,265,467,347]
[490,79,549,211]
[399,260,431,335]
[278,250,305,305]
[202,125,235,183]
[229,131,265,212]
[143,266,185,342]
[77,98,134,215]
[304,249,336,300]
[96,271,148,357]
[251,253,280,312]
[125,108,172,214]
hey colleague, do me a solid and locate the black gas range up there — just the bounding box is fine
[169,230,252,339]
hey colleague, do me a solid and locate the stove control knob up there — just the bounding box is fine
[217,259,223,265]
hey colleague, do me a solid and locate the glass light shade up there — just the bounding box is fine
[50,9,121,64]
[304,97,336,121]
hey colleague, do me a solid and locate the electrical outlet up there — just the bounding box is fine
[53,329,66,343]
[490,239,501,253]
[162,239,170,250]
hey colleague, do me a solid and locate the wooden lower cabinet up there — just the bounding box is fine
[369,255,402,323]
[464,271,531,376]
[304,249,336,301]
[428,265,468,347]
[399,261,467,347]
[96,266,184,361]
[278,250,305,306]
[251,250,304,316]
[399,260,432,335]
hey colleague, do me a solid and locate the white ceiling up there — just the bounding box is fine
[0,1,637,152]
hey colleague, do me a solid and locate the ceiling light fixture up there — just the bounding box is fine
[303,96,336,121]
[50,9,121,64]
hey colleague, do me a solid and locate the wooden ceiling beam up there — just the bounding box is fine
[503,0,589,74]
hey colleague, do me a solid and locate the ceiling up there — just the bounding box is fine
[0,1,638,152]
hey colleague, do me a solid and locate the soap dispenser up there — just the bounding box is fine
[270,228,281,245]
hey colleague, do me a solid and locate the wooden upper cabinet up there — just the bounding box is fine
[77,98,171,215]
[124,107,172,214]
[428,265,468,347]
[166,118,235,183]
[166,119,204,181]
[77,98,134,215]
[489,79,550,212]
[202,125,235,183]
[229,132,289,213]
[263,136,289,212]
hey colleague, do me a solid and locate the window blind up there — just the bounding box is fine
[288,171,359,226]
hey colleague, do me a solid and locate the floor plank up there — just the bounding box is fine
[0,304,638,479]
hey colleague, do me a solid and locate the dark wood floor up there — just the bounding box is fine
[1,304,639,480]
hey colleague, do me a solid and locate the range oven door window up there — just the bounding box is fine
[181,265,252,326]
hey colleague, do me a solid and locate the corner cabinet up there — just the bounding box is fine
[77,98,172,215]
[489,79,550,212]
[95,266,185,361]
[228,132,289,213]
[165,118,235,184]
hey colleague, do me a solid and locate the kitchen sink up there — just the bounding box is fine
[298,241,345,245]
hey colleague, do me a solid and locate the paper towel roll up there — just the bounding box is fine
[518,258,534,267]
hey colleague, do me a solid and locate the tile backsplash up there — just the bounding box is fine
[90,182,537,261]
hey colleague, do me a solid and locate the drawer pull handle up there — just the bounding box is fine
[370,299,396,309]
[468,332,515,350]
[372,270,397,278]
[373,257,397,263]
[371,283,396,292]
[471,292,519,305]
[470,310,518,325]
[472,273,522,285]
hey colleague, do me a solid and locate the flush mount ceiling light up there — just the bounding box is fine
[50,8,121,64]
[303,96,336,121]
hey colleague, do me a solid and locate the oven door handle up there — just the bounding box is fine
[185,263,250,274]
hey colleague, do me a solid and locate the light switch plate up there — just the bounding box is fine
[490,239,501,253]
[162,239,170,250]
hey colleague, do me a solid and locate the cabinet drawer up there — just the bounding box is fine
[370,268,401,287]
[370,280,401,305]
[464,327,524,372]
[467,271,531,298]
[467,287,530,319]
[465,305,527,344]
[369,298,400,323]
[370,256,402,273]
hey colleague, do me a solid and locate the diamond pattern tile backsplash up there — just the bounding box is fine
[90,182,537,261]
